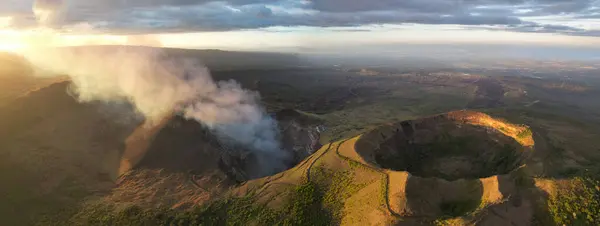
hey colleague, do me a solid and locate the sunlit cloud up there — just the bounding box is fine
[0,28,165,52]
[1,0,599,37]
[2,23,600,54]
[0,0,598,53]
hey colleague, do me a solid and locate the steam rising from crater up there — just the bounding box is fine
[23,0,288,176]
[20,46,289,175]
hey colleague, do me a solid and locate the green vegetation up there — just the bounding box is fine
[517,128,532,139]
[347,159,362,169]
[312,167,368,223]
[282,183,332,226]
[439,199,480,218]
[548,176,600,226]
[70,195,280,226]
[72,205,173,226]
[544,141,571,178]
[497,126,509,134]
[433,218,463,226]
[487,144,521,175]
[70,182,336,226]
[433,198,482,226]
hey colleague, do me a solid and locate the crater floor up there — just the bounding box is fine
[374,117,526,180]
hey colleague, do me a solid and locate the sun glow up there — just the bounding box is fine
[0,37,23,52]
[0,30,26,52]
[0,28,162,53]
[0,18,23,52]
[1,24,599,54]
[0,43,24,52]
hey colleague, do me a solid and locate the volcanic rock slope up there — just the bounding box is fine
[0,78,327,225]
[228,110,541,226]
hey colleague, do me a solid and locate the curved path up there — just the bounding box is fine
[186,135,425,220]
[303,137,418,219]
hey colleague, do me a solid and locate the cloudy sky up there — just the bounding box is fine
[0,0,599,51]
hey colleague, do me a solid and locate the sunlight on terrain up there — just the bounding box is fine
[0,43,23,52]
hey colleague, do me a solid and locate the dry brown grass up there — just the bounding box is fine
[447,110,534,147]
[108,169,215,210]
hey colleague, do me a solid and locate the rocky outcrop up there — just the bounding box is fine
[274,109,325,162]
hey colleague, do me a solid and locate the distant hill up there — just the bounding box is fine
[47,46,307,71]
[0,52,66,107]
[0,46,306,104]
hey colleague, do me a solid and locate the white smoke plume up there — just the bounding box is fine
[19,46,289,175]
[23,0,289,176]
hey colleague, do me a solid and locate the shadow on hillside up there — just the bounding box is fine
[405,176,484,218]
[0,82,140,225]
[135,117,220,174]
[467,129,558,226]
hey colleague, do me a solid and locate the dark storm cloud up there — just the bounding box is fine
[309,0,463,13]
[510,22,586,33]
[53,0,273,9]
[79,6,525,34]
[483,20,600,37]
[0,0,598,36]
[308,0,592,13]
[535,0,593,14]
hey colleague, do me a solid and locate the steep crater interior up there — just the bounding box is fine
[136,109,323,183]
[373,116,526,181]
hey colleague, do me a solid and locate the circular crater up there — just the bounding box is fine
[369,114,528,181]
